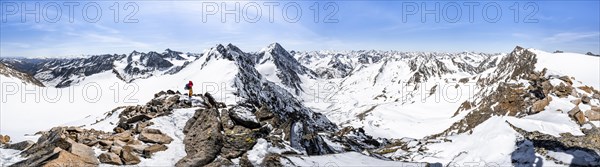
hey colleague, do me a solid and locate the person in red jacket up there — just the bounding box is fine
[185,81,193,99]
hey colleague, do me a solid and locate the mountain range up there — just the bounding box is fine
[0,43,599,166]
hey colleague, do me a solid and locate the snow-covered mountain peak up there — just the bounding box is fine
[254,43,315,95]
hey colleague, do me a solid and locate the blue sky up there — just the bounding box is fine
[0,0,598,57]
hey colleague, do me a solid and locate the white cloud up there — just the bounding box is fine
[543,32,600,43]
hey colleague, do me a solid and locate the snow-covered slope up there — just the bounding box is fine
[532,49,600,88]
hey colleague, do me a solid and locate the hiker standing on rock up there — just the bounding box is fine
[185,81,193,100]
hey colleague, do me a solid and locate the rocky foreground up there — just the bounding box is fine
[1,90,392,167]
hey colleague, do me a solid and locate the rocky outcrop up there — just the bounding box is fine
[12,127,100,166]
[508,122,600,166]
[176,108,224,167]
[10,92,194,166]
[176,92,374,166]
[116,92,187,131]
[225,43,337,155]
[434,46,597,137]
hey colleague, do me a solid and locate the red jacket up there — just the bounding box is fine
[187,81,193,88]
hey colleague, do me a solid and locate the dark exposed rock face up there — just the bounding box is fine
[1,49,198,87]
[4,140,35,151]
[0,62,45,87]
[225,44,337,155]
[36,54,124,88]
[123,51,173,79]
[176,108,224,167]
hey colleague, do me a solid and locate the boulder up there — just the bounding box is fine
[203,92,218,108]
[261,153,283,167]
[114,127,126,133]
[554,83,572,97]
[541,81,553,94]
[220,109,236,130]
[138,128,173,144]
[134,121,154,133]
[79,138,98,147]
[558,76,573,85]
[205,157,235,167]
[98,152,123,165]
[176,108,224,167]
[239,153,254,167]
[574,111,587,125]
[98,140,113,147]
[4,140,34,150]
[113,140,127,147]
[229,104,261,129]
[123,144,147,154]
[142,144,168,158]
[108,131,133,142]
[568,106,581,117]
[567,106,587,124]
[585,110,600,121]
[571,99,582,105]
[571,88,579,97]
[220,126,258,159]
[255,105,275,121]
[110,146,123,156]
[582,95,591,104]
[531,96,552,113]
[120,146,141,165]
[68,142,100,165]
[40,149,99,167]
[0,135,10,144]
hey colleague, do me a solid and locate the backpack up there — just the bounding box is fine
[184,84,190,90]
